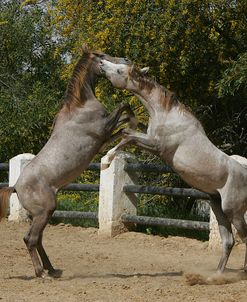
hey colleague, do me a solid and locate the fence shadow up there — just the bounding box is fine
[65,271,184,281]
[5,271,183,282]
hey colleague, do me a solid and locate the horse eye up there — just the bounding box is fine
[93,52,104,59]
[117,69,121,74]
[125,58,131,64]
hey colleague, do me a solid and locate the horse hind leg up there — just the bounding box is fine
[210,196,235,273]
[231,215,247,272]
[22,190,60,278]
[37,233,62,278]
[24,214,48,278]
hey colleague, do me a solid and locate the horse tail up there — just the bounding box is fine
[0,187,15,221]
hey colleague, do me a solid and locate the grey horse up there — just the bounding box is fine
[97,55,247,274]
[0,47,134,278]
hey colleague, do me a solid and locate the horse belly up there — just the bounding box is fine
[171,146,228,194]
[25,133,103,189]
[218,162,247,213]
[177,171,219,194]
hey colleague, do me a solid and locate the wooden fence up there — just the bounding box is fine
[0,152,211,235]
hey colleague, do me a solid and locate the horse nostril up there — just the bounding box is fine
[99,64,105,74]
[99,61,104,69]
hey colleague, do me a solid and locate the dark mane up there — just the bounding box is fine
[62,50,93,110]
[130,66,181,112]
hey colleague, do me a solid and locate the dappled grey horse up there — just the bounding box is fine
[98,55,247,274]
[0,47,135,278]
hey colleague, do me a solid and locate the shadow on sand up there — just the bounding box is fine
[6,271,183,281]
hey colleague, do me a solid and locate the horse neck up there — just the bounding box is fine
[69,71,96,104]
[78,76,96,102]
[53,66,98,129]
[64,54,99,108]
[128,80,165,117]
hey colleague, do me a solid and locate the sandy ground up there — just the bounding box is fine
[0,220,247,302]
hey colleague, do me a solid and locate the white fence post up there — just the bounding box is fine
[208,209,222,249]
[8,153,35,222]
[208,152,247,249]
[98,151,138,237]
[209,209,247,249]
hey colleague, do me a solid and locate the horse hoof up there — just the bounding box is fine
[242,267,247,273]
[122,128,134,135]
[48,269,63,278]
[101,153,114,170]
[123,103,130,109]
[39,271,53,281]
[101,162,110,170]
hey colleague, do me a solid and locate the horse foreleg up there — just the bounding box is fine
[123,129,159,154]
[103,130,158,168]
[105,103,138,133]
[100,129,124,153]
[115,113,147,132]
[210,196,234,273]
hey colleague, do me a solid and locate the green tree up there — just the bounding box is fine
[48,0,247,224]
[51,0,247,154]
[3,0,246,228]
[0,0,64,162]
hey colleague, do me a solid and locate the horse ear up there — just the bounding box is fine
[82,43,90,54]
[140,67,149,74]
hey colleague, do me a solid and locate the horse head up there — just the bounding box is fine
[97,54,149,90]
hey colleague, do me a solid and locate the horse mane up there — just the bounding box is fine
[129,66,182,112]
[62,49,93,111]
[159,87,182,112]
[52,48,96,129]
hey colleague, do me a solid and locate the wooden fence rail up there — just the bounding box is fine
[124,185,210,199]
[0,163,9,170]
[121,214,209,231]
[0,152,212,238]
[52,210,98,220]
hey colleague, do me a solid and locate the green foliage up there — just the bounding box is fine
[134,154,208,240]
[0,0,65,161]
[214,52,247,155]
[218,52,247,97]
[1,0,247,234]
[51,0,247,154]
[51,0,246,96]
[2,0,246,158]
[54,191,99,227]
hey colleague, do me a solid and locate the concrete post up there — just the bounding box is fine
[98,151,138,237]
[8,153,35,222]
[209,209,247,249]
[208,155,247,249]
[208,209,221,249]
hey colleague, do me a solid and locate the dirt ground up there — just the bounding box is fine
[1,220,247,302]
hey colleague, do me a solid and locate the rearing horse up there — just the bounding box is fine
[98,56,247,274]
[0,48,134,278]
